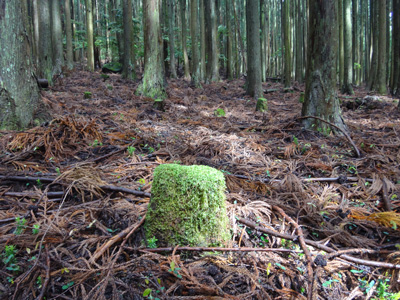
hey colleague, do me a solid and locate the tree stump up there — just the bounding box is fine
[145,164,230,247]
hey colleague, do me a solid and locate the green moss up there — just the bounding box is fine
[145,164,230,247]
[256,98,268,112]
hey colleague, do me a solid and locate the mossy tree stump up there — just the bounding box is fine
[145,164,230,247]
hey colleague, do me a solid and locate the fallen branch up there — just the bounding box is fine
[133,246,300,253]
[297,115,361,158]
[36,244,50,300]
[90,216,146,263]
[237,218,400,270]
[272,206,314,300]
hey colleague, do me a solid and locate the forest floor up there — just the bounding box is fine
[1,66,400,300]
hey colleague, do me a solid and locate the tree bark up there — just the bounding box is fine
[301,0,347,134]
[51,0,64,76]
[86,0,95,71]
[226,0,234,80]
[342,0,354,95]
[393,0,400,97]
[190,0,201,86]
[245,0,262,99]
[180,0,191,80]
[0,1,49,129]
[38,0,54,83]
[122,0,135,79]
[168,0,177,78]
[283,0,291,87]
[204,0,219,82]
[338,0,344,86]
[376,0,387,94]
[64,0,74,69]
[137,0,167,99]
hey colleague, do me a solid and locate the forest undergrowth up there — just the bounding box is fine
[1,66,400,299]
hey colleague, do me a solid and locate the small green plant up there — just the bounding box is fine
[299,92,305,103]
[83,91,92,99]
[292,136,299,147]
[101,74,110,81]
[2,245,19,272]
[168,261,182,279]
[127,146,136,156]
[90,139,103,147]
[347,165,358,174]
[32,224,40,235]
[36,179,43,189]
[147,236,158,248]
[62,281,74,290]
[214,108,226,117]
[55,167,61,176]
[14,217,27,235]
[36,276,42,288]
[374,278,400,299]
[107,85,113,90]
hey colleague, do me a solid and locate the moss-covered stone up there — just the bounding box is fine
[102,62,122,73]
[256,97,268,112]
[145,164,230,247]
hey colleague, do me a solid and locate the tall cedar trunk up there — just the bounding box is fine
[200,0,206,81]
[138,0,166,99]
[168,0,177,78]
[204,0,219,82]
[393,0,400,97]
[245,0,262,99]
[295,0,304,83]
[33,0,39,65]
[342,0,354,94]
[38,0,53,83]
[260,0,266,82]
[180,0,191,80]
[0,1,49,129]
[122,0,135,79]
[352,0,359,85]
[338,0,344,86]
[190,0,201,86]
[283,0,291,87]
[51,0,64,76]
[226,0,234,79]
[86,0,95,71]
[368,0,378,90]
[376,0,387,94]
[65,0,74,69]
[301,0,347,134]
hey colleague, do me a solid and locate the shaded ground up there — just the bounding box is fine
[1,67,400,300]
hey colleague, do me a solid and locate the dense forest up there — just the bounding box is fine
[0,1,400,299]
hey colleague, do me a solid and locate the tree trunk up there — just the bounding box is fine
[376,0,387,94]
[190,0,201,86]
[301,0,347,134]
[200,0,206,81]
[226,0,234,80]
[38,0,54,83]
[342,0,354,94]
[122,0,135,79]
[51,0,64,76]
[137,0,167,99]
[65,0,74,69]
[204,0,219,82]
[368,0,378,90]
[180,0,191,80]
[168,0,177,78]
[32,0,40,65]
[392,0,400,96]
[245,0,262,99]
[295,0,304,83]
[338,0,344,86]
[283,0,291,87]
[0,1,49,129]
[86,0,95,71]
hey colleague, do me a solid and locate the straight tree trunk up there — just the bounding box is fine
[0,1,49,129]
[283,0,291,87]
[137,0,166,99]
[376,0,387,94]
[368,0,379,90]
[245,0,262,99]
[180,0,191,80]
[392,0,400,96]
[342,0,354,95]
[190,0,201,86]
[226,0,234,79]
[301,0,347,134]
[122,0,135,79]
[51,0,64,76]
[200,0,206,81]
[38,0,54,83]
[204,0,219,82]
[352,0,359,85]
[86,0,95,71]
[32,0,40,65]
[65,0,74,69]
[168,0,177,78]
[338,0,344,86]
[295,0,304,83]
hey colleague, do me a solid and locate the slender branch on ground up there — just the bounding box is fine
[237,218,400,270]
[297,115,361,158]
[132,246,301,253]
[272,205,314,300]
[36,244,50,300]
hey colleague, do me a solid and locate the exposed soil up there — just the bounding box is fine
[1,67,400,300]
